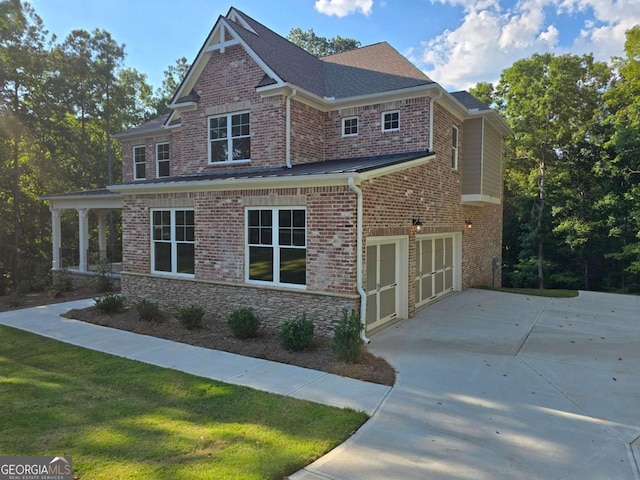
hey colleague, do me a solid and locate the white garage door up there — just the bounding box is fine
[415,234,458,308]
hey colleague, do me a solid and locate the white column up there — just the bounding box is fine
[97,211,108,261]
[77,208,90,272]
[50,208,62,270]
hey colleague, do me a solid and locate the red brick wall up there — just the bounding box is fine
[290,101,325,165]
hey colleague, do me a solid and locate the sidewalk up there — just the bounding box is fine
[0,299,391,416]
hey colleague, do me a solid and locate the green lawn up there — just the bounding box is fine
[0,326,368,479]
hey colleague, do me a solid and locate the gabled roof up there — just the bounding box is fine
[450,91,492,111]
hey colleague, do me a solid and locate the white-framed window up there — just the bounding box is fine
[451,125,459,170]
[382,110,400,132]
[133,145,146,180]
[156,142,170,178]
[208,111,250,163]
[246,207,306,287]
[151,209,195,276]
[342,116,358,137]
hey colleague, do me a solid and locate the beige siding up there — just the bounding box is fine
[482,121,503,198]
[461,118,483,195]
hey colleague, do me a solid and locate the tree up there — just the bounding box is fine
[287,28,360,57]
[152,56,190,116]
[492,53,611,289]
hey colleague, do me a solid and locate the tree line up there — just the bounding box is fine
[471,26,640,292]
[1,0,638,294]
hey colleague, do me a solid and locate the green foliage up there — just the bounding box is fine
[5,290,24,308]
[94,293,125,313]
[136,298,161,322]
[227,307,261,339]
[330,309,363,363]
[287,27,360,57]
[175,304,205,330]
[279,314,315,351]
[48,270,74,298]
[92,266,113,293]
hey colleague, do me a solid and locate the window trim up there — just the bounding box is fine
[381,110,400,132]
[156,142,170,178]
[342,116,358,137]
[451,125,459,170]
[150,208,195,278]
[133,145,146,181]
[208,111,251,164]
[245,207,307,289]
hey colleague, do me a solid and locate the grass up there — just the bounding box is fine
[475,286,579,298]
[0,325,368,479]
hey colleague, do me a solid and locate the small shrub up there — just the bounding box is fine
[279,314,315,351]
[136,299,161,322]
[92,267,113,293]
[227,307,260,339]
[330,309,363,363]
[94,293,125,313]
[5,290,24,308]
[176,304,205,330]
[48,270,74,298]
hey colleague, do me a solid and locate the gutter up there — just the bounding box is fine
[429,90,443,151]
[347,177,370,344]
[285,89,297,168]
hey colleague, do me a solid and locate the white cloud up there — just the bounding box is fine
[314,0,373,17]
[417,0,640,90]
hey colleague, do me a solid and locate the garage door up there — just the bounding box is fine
[366,238,407,331]
[415,234,457,308]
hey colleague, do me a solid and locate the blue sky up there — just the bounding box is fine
[29,0,640,91]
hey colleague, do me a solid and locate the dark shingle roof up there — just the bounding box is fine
[450,91,491,111]
[117,151,432,187]
[112,114,170,139]
[229,10,433,99]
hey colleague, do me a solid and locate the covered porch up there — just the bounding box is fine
[40,189,123,276]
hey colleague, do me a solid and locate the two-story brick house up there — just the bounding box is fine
[45,7,509,337]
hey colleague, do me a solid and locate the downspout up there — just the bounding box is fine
[429,90,443,152]
[347,177,370,344]
[285,89,297,169]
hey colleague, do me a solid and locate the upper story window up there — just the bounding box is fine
[156,143,170,178]
[342,116,358,137]
[133,145,146,180]
[209,112,250,163]
[151,209,195,276]
[451,125,459,170]
[382,111,400,132]
[246,208,306,288]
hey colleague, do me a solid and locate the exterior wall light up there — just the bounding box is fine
[412,218,423,233]
[465,220,473,229]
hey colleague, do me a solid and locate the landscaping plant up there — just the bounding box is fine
[94,293,125,313]
[279,314,315,351]
[136,298,161,322]
[175,304,205,330]
[227,307,261,338]
[330,309,363,363]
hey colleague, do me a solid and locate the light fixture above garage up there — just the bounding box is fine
[412,218,423,233]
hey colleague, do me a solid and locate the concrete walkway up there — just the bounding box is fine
[0,299,391,416]
[292,289,640,480]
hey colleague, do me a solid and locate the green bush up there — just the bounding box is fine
[176,305,205,330]
[94,294,125,313]
[5,290,24,308]
[92,265,113,293]
[48,270,74,298]
[136,299,161,322]
[279,314,315,351]
[330,309,363,363]
[227,307,260,338]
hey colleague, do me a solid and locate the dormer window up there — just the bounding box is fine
[342,116,358,137]
[382,111,400,132]
[209,112,251,163]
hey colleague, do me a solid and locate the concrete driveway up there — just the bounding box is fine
[292,289,640,480]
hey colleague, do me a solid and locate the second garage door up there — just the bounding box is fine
[415,234,459,308]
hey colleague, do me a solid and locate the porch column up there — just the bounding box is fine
[97,210,108,261]
[50,207,62,270]
[77,208,90,272]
